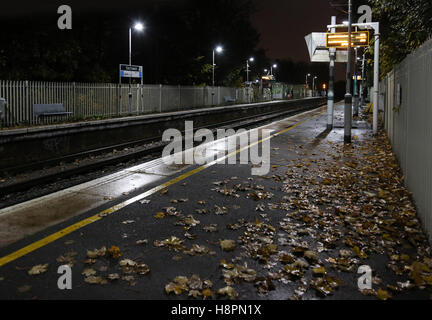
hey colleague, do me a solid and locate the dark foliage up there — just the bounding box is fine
[0,0,328,86]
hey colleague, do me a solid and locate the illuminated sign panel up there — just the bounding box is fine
[261,75,275,81]
[326,31,369,48]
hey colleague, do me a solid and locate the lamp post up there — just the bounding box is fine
[312,76,318,97]
[246,57,254,103]
[306,73,311,85]
[360,51,366,108]
[270,64,277,76]
[128,22,144,114]
[306,73,311,97]
[353,46,360,116]
[344,0,353,143]
[328,16,336,130]
[212,46,223,105]
[246,57,254,83]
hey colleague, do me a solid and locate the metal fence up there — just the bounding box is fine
[381,38,432,243]
[0,81,307,127]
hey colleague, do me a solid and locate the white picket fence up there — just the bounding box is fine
[0,80,307,127]
[381,38,432,243]
[0,81,254,126]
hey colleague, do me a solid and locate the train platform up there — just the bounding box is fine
[0,98,324,177]
[0,103,431,300]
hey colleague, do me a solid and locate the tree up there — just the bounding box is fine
[368,0,432,76]
[0,0,262,85]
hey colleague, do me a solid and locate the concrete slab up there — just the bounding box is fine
[0,104,427,301]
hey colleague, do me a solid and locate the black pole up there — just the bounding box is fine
[344,0,353,143]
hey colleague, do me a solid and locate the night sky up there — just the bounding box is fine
[251,0,342,62]
[1,0,344,63]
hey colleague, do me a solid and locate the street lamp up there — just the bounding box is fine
[246,57,254,104]
[129,22,145,66]
[128,22,144,114]
[313,76,318,97]
[246,57,254,83]
[212,45,223,105]
[271,64,277,76]
[306,73,311,87]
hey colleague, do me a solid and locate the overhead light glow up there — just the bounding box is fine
[134,23,144,31]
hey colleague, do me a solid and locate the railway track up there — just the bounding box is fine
[0,102,325,197]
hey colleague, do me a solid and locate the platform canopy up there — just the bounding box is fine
[304,33,348,63]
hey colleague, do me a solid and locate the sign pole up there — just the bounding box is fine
[353,46,359,117]
[128,28,132,115]
[373,23,380,135]
[344,0,353,143]
[212,50,215,105]
[327,16,336,131]
[326,18,380,135]
[141,72,144,114]
[360,52,366,107]
[246,60,250,103]
[119,64,143,115]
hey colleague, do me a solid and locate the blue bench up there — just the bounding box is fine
[33,104,72,117]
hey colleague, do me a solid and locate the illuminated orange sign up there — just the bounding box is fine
[326,31,369,48]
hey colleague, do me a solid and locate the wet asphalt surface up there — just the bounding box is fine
[0,105,431,300]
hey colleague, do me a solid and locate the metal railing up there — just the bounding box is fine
[381,38,432,243]
[0,81,307,127]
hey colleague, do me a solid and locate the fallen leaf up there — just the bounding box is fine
[203,224,218,233]
[216,286,238,299]
[154,212,165,219]
[84,276,104,284]
[107,273,121,281]
[377,288,392,300]
[119,259,137,267]
[17,285,31,293]
[82,268,97,277]
[220,240,236,252]
[107,246,123,259]
[312,266,327,276]
[202,288,214,299]
[28,264,49,275]
[136,264,150,275]
[87,247,107,259]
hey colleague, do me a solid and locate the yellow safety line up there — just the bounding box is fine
[0,108,325,267]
